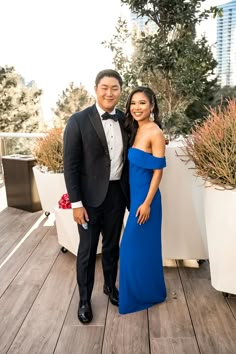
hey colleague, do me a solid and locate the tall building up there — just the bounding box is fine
[130,13,156,33]
[217,0,236,86]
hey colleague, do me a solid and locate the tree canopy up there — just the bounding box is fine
[104,0,221,136]
[53,82,94,127]
[0,66,42,132]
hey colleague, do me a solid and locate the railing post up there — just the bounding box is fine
[0,137,7,157]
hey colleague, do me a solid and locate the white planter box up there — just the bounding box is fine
[54,207,102,256]
[33,166,67,214]
[159,142,208,260]
[204,186,236,295]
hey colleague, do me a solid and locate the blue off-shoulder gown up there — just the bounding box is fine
[119,147,167,314]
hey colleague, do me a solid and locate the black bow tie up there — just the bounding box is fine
[102,112,118,122]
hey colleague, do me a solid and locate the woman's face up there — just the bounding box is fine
[130,92,153,123]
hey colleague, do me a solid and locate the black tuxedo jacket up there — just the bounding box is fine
[63,104,130,209]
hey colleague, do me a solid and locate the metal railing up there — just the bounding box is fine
[0,132,46,174]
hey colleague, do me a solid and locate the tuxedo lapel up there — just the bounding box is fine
[88,105,127,159]
[88,105,109,154]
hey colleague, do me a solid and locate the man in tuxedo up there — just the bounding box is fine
[63,69,130,324]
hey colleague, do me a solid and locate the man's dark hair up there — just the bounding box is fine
[95,69,123,87]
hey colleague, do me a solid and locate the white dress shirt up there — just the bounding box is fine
[71,104,124,208]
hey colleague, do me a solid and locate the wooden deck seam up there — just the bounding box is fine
[147,309,151,354]
[0,214,47,267]
[100,296,110,354]
[0,227,55,300]
[226,298,236,321]
[176,262,202,353]
[2,230,61,353]
[53,284,78,353]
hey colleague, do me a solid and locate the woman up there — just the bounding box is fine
[119,86,167,315]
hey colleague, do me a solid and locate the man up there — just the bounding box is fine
[63,69,130,324]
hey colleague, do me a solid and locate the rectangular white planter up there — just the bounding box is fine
[54,207,102,256]
[160,142,208,260]
[204,186,236,295]
[33,166,67,214]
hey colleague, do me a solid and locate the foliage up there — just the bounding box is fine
[184,99,236,189]
[33,128,63,173]
[104,1,220,137]
[210,85,236,109]
[53,82,94,127]
[0,65,42,132]
[121,0,221,31]
[186,85,236,127]
[103,18,140,110]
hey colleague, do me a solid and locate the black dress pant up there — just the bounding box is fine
[77,181,126,302]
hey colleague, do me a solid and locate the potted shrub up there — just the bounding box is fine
[33,128,67,215]
[184,99,236,295]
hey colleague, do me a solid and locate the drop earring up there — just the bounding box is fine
[149,111,154,122]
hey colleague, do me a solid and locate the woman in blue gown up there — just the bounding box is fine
[119,87,167,315]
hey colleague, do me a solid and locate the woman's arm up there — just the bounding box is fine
[136,129,166,225]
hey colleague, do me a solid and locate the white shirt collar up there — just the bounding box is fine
[96,103,116,118]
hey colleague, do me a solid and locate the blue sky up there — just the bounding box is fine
[0,0,228,121]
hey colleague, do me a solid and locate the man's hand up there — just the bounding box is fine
[73,207,89,225]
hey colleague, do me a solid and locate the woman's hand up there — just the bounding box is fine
[136,203,150,225]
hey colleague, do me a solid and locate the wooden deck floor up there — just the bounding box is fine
[0,193,236,353]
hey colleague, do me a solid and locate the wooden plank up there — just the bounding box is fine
[149,265,199,354]
[102,305,149,354]
[0,209,42,262]
[0,208,41,234]
[179,261,236,354]
[0,215,51,297]
[8,251,77,354]
[55,327,104,354]
[151,337,200,354]
[0,228,59,353]
[0,205,23,220]
[0,230,23,261]
[227,296,236,318]
[55,256,108,353]
[0,207,24,232]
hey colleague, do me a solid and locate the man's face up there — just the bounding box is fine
[94,76,121,112]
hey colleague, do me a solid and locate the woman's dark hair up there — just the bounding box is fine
[124,86,162,146]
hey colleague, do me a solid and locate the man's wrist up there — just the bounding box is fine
[71,201,83,208]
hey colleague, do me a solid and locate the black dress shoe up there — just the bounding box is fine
[103,284,119,306]
[78,301,93,324]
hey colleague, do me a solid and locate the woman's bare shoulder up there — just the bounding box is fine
[150,124,165,140]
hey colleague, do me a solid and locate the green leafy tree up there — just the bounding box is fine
[104,0,221,137]
[53,82,94,127]
[210,85,236,108]
[103,18,138,110]
[0,65,42,132]
[186,85,236,127]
